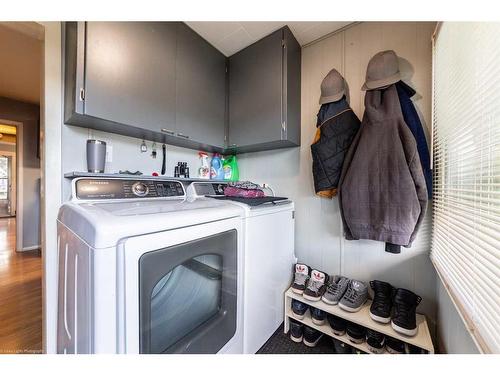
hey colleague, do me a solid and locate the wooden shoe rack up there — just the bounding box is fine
[283,287,435,354]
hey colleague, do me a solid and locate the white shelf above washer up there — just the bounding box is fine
[284,287,434,354]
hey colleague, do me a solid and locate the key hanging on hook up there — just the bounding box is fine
[140,140,147,153]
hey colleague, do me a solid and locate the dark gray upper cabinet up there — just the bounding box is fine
[84,22,177,134]
[64,21,226,153]
[64,22,301,155]
[228,26,301,153]
[175,23,226,149]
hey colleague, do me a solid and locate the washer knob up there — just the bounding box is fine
[132,182,149,197]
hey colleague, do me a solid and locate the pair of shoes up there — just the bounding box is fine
[322,276,369,313]
[291,299,308,320]
[327,314,348,336]
[369,280,422,336]
[366,330,426,354]
[385,336,406,354]
[331,337,352,354]
[291,299,327,326]
[289,319,324,347]
[291,263,329,301]
[366,329,386,353]
[346,322,366,344]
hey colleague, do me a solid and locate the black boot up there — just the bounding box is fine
[391,288,421,336]
[369,280,394,323]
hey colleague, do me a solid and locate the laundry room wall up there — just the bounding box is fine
[238,21,439,336]
[61,125,201,200]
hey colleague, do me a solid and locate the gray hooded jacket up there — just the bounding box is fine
[338,85,428,246]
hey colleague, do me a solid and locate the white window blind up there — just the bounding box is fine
[431,22,500,353]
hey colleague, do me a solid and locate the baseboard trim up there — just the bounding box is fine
[19,245,41,252]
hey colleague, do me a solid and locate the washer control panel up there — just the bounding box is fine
[74,178,185,200]
[187,182,228,198]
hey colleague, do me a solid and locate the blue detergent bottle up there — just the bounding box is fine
[210,153,224,180]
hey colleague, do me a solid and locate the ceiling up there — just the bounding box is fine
[186,22,352,56]
[0,22,43,104]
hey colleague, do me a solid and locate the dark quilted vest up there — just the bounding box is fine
[311,102,361,197]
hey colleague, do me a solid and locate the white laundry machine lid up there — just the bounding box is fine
[58,198,243,249]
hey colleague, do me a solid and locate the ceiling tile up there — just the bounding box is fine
[185,21,243,43]
[216,27,254,56]
[240,22,285,40]
[293,22,352,45]
[185,22,354,56]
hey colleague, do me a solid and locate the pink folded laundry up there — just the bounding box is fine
[224,181,265,198]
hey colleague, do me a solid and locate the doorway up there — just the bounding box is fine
[0,124,17,218]
[0,156,13,217]
[0,22,43,354]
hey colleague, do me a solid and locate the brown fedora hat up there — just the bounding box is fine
[319,68,346,104]
[362,50,401,91]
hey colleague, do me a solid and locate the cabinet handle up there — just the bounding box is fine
[177,133,189,139]
[161,129,175,135]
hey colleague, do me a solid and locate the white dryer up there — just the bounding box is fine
[187,182,296,354]
[57,177,244,354]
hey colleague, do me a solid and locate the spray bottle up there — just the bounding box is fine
[198,152,210,179]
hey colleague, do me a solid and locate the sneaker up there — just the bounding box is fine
[407,344,427,354]
[366,329,385,354]
[291,263,310,294]
[339,279,369,312]
[291,299,309,320]
[391,288,422,336]
[322,276,350,305]
[346,322,366,344]
[310,307,326,326]
[327,314,347,336]
[289,319,304,343]
[303,326,323,347]
[303,269,328,301]
[369,280,394,323]
[332,338,352,354]
[385,336,405,354]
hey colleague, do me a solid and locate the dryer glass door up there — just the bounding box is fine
[138,230,237,353]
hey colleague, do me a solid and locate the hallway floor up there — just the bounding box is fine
[0,218,42,353]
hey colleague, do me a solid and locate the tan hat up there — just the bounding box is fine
[319,69,345,104]
[362,50,401,91]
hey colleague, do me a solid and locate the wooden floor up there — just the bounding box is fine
[0,218,42,354]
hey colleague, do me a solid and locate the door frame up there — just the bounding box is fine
[0,118,24,251]
[39,21,63,354]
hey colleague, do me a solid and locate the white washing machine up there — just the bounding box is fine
[187,182,296,354]
[57,177,244,354]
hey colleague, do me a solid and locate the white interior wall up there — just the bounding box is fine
[61,125,202,200]
[436,278,479,353]
[41,21,63,354]
[238,21,438,332]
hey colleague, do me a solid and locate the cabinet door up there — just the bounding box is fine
[176,23,226,148]
[84,22,177,134]
[229,29,283,148]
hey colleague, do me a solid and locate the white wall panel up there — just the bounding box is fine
[436,278,479,353]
